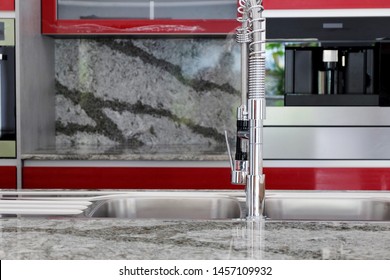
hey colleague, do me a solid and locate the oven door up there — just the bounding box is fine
[0,19,15,158]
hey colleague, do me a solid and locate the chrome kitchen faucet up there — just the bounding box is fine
[226,0,266,219]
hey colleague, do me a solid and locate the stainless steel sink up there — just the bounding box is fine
[84,191,390,221]
[85,193,244,219]
[2,190,390,221]
[264,191,390,221]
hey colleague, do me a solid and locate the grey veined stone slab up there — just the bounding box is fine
[55,38,241,152]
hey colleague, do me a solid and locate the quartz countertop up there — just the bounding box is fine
[21,144,229,161]
[1,218,390,260]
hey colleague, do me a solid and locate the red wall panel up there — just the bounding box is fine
[0,0,15,11]
[0,166,17,189]
[23,166,390,191]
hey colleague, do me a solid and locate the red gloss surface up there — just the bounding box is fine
[0,0,14,11]
[42,0,390,35]
[0,166,17,189]
[41,0,238,35]
[23,167,390,191]
[263,0,390,9]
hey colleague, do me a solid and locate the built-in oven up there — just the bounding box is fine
[0,18,15,158]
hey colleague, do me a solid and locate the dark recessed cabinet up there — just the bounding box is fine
[0,18,16,158]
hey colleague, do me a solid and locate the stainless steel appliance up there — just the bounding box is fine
[284,44,386,106]
[0,18,15,158]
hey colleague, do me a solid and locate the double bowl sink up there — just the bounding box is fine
[83,191,390,221]
[2,191,390,221]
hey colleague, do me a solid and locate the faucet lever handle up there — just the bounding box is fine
[224,131,234,172]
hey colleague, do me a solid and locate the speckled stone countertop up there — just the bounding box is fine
[21,144,229,161]
[1,218,390,260]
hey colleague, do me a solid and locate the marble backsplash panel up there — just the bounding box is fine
[55,38,242,153]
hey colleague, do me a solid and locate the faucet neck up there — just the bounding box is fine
[234,0,266,219]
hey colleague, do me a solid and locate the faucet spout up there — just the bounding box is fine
[232,0,266,219]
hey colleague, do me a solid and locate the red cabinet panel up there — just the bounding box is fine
[42,0,390,35]
[23,167,236,189]
[23,166,390,191]
[0,0,15,11]
[42,0,239,35]
[0,166,17,189]
[264,0,390,9]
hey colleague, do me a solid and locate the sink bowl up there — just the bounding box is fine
[264,192,390,221]
[85,193,244,220]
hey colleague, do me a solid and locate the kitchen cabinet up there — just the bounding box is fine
[32,0,390,44]
[0,0,15,11]
[22,166,233,189]
[21,164,390,191]
[42,0,390,36]
[263,0,390,9]
[42,0,239,35]
[0,165,16,188]
[19,0,390,192]
[263,0,390,19]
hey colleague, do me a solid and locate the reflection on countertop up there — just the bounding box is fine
[1,218,390,260]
